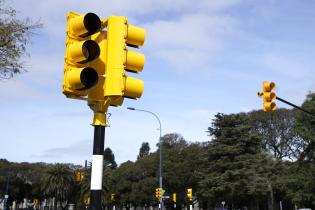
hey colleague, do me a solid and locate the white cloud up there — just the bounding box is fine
[144,14,238,70]
[34,139,92,161]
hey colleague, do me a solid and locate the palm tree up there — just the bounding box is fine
[41,164,74,210]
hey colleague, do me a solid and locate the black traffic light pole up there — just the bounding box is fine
[276,96,315,118]
[90,125,105,210]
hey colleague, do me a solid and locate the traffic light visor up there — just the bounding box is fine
[67,67,98,90]
[69,13,101,37]
[263,81,276,92]
[68,40,100,64]
[263,92,276,101]
[264,102,276,112]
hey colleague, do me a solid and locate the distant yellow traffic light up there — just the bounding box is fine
[33,199,39,206]
[105,16,145,100]
[262,81,276,112]
[187,188,193,201]
[111,193,116,202]
[155,187,162,200]
[74,170,84,182]
[63,12,101,99]
[84,196,90,205]
[173,193,176,203]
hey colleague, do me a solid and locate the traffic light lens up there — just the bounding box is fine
[83,13,101,37]
[80,67,98,90]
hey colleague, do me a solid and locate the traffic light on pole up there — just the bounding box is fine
[155,187,162,199]
[262,81,276,112]
[187,188,193,201]
[111,193,116,202]
[105,16,145,103]
[173,193,176,203]
[63,12,102,99]
[74,170,84,182]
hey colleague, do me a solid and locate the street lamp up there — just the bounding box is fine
[127,107,163,209]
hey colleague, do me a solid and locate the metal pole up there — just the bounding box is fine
[90,125,105,210]
[127,107,163,209]
[276,96,315,118]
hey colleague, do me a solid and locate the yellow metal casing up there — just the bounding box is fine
[74,171,84,182]
[187,188,193,201]
[33,199,39,205]
[84,196,90,205]
[155,188,159,199]
[155,187,162,199]
[111,193,116,201]
[105,16,146,100]
[262,81,277,112]
[173,193,177,203]
[63,12,101,99]
[264,101,276,112]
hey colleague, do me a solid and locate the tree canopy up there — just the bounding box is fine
[1,93,315,210]
[0,0,42,79]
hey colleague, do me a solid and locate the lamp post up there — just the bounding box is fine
[127,107,163,209]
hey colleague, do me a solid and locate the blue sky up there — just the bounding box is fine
[1,0,315,165]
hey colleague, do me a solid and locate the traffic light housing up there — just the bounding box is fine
[187,188,193,201]
[111,193,116,202]
[155,187,162,200]
[63,12,101,99]
[84,196,90,205]
[173,193,177,203]
[74,170,84,182]
[105,16,145,100]
[33,199,39,206]
[262,81,276,112]
[63,12,147,125]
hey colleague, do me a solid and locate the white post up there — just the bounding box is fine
[189,204,192,210]
[279,201,282,210]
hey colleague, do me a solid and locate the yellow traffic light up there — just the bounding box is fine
[187,188,193,201]
[105,16,145,100]
[74,170,84,182]
[111,193,116,202]
[63,12,101,99]
[173,193,176,203]
[262,81,276,112]
[155,187,162,199]
[33,199,39,206]
[84,196,90,205]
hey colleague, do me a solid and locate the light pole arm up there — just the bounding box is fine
[133,109,162,138]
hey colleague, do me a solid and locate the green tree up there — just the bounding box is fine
[112,161,136,209]
[249,109,302,160]
[200,113,273,209]
[0,0,42,79]
[138,142,150,159]
[295,92,315,161]
[41,164,74,210]
[104,148,117,169]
